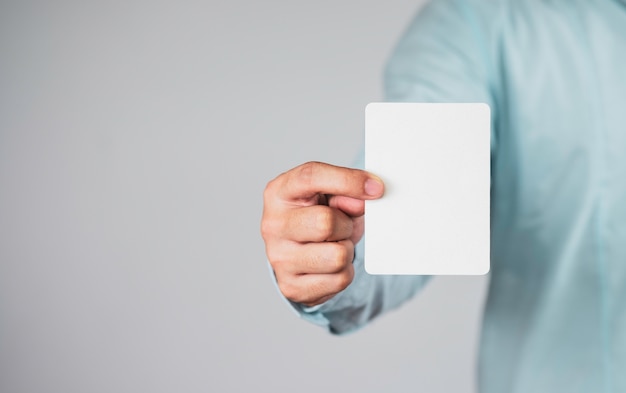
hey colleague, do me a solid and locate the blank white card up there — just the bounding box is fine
[364,103,490,275]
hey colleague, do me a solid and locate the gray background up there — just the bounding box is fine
[0,1,488,392]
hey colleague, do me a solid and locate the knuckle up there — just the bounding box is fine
[260,214,283,241]
[328,243,349,272]
[297,161,320,182]
[292,161,324,191]
[342,240,355,262]
[278,280,299,302]
[336,268,354,291]
[263,177,280,201]
[315,207,335,240]
[310,279,330,299]
[305,250,323,272]
[265,246,282,267]
[336,243,351,263]
[260,217,273,240]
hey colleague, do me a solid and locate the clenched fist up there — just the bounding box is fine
[261,161,384,307]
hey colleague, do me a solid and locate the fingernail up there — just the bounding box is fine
[365,178,383,196]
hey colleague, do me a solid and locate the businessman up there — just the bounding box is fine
[261,0,626,392]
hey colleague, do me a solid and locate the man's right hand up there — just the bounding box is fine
[261,161,384,307]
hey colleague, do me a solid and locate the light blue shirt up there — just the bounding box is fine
[280,0,626,391]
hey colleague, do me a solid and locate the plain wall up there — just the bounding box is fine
[0,1,488,392]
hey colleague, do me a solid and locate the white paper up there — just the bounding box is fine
[364,103,490,275]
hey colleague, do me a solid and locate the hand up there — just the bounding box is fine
[261,161,384,306]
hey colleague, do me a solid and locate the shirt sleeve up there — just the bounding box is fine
[274,0,498,335]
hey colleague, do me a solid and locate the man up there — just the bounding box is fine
[261,0,626,391]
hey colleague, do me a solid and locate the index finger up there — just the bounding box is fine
[278,161,384,201]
